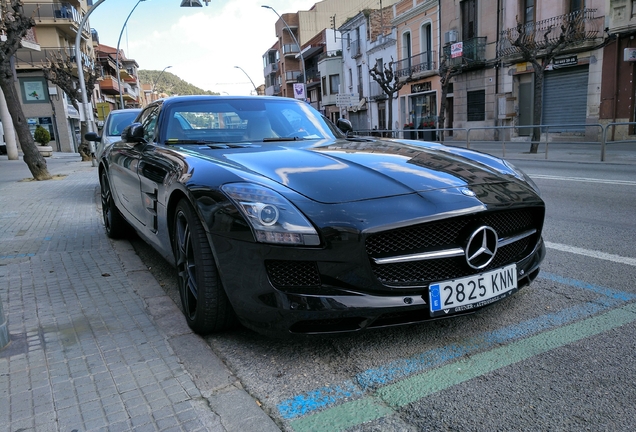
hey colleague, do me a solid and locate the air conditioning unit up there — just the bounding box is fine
[444,30,458,44]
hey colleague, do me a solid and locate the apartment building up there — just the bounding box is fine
[12,0,95,153]
[340,6,398,132]
[600,0,636,140]
[262,0,399,122]
[497,0,605,140]
[92,43,143,123]
[394,0,442,134]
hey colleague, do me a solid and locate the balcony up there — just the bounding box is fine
[442,37,486,69]
[395,51,437,78]
[285,70,302,82]
[98,76,121,95]
[14,46,94,70]
[350,40,361,59]
[498,9,603,59]
[282,43,300,57]
[264,62,278,76]
[265,84,281,96]
[369,81,387,100]
[21,3,91,39]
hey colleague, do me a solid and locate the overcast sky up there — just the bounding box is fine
[88,0,317,96]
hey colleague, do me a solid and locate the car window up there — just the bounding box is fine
[162,98,336,143]
[105,111,140,137]
[138,105,161,142]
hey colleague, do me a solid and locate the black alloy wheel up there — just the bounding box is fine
[173,199,236,334]
[100,171,129,238]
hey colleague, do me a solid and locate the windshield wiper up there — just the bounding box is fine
[262,136,307,142]
[165,139,257,148]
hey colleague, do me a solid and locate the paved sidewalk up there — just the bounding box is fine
[0,154,280,431]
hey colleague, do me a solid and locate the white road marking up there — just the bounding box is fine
[545,241,636,267]
[530,174,636,186]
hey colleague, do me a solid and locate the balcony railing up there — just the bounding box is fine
[498,9,602,58]
[442,37,486,68]
[350,40,361,59]
[264,62,278,76]
[14,46,94,70]
[282,43,300,56]
[369,81,387,100]
[21,3,90,36]
[395,51,437,78]
[285,70,302,82]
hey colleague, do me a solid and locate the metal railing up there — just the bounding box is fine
[498,9,603,57]
[14,46,94,69]
[442,37,486,67]
[394,51,437,78]
[352,122,636,162]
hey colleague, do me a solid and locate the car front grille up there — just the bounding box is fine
[265,260,321,287]
[366,207,543,287]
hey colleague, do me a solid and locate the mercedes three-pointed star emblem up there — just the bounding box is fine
[465,226,498,269]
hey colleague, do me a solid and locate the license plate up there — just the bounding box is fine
[429,264,517,317]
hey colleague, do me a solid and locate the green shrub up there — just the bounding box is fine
[34,125,51,146]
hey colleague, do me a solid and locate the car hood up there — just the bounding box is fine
[193,139,524,204]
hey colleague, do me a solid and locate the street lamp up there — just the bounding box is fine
[116,0,148,109]
[75,0,211,165]
[261,5,305,96]
[234,66,257,94]
[152,66,173,96]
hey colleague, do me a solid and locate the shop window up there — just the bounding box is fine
[467,90,485,121]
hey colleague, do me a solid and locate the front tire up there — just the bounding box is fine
[173,199,235,334]
[100,171,129,239]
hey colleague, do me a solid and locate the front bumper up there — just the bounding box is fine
[216,236,545,337]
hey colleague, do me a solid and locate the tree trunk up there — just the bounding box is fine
[438,84,450,143]
[78,121,91,161]
[387,91,394,136]
[529,67,544,154]
[0,77,51,180]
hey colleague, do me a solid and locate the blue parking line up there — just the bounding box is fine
[0,253,36,260]
[277,273,635,420]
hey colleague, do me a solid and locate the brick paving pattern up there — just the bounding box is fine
[0,158,220,431]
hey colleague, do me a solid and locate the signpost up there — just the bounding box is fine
[336,93,359,107]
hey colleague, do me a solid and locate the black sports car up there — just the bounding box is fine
[98,95,545,337]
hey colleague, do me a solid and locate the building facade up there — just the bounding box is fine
[601,0,636,140]
[497,0,606,140]
[10,0,95,153]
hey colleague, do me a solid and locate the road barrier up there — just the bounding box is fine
[354,122,636,162]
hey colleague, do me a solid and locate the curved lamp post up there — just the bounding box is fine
[261,5,305,93]
[116,0,148,109]
[152,66,173,97]
[234,66,257,94]
[75,0,209,164]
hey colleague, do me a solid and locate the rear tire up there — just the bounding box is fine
[173,199,236,334]
[100,172,130,239]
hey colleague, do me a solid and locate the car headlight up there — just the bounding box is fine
[222,183,320,246]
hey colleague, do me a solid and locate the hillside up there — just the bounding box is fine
[138,70,218,96]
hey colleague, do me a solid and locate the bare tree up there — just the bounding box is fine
[0,0,51,180]
[369,57,410,134]
[501,10,598,152]
[436,57,464,142]
[42,52,97,161]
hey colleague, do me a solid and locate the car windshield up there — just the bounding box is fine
[105,111,140,137]
[162,98,343,144]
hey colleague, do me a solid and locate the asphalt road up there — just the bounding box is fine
[130,159,636,431]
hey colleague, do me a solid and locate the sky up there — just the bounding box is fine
[89,0,318,96]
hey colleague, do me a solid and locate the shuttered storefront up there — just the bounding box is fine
[542,65,588,132]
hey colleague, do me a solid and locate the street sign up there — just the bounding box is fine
[336,93,359,107]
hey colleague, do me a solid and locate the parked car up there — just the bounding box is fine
[98,95,545,337]
[86,108,141,159]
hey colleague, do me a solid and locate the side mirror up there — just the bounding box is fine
[85,132,101,142]
[336,118,353,136]
[123,123,146,144]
